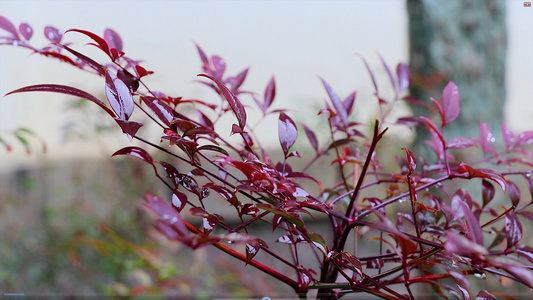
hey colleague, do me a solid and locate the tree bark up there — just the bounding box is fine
[407,0,506,156]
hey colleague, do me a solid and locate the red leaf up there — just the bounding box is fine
[19,23,33,40]
[301,123,319,153]
[105,69,134,120]
[44,26,62,43]
[66,28,111,59]
[401,147,416,174]
[442,81,460,126]
[103,28,123,53]
[141,96,174,126]
[420,116,446,147]
[278,112,298,157]
[5,84,115,117]
[396,63,410,93]
[517,246,533,264]
[198,74,247,129]
[0,16,20,39]
[321,78,349,129]
[505,211,523,249]
[458,163,507,192]
[444,231,488,257]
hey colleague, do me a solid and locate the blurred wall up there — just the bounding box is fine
[0,0,531,173]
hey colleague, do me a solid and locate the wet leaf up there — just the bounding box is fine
[19,23,33,40]
[447,137,476,149]
[501,123,515,149]
[478,121,496,155]
[114,118,143,142]
[44,26,62,43]
[60,44,105,75]
[105,69,134,120]
[278,112,298,157]
[172,189,187,211]
[516,130,533,146]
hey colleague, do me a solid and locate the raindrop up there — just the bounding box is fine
[262,297,272,300]
[473,270,486,279]
[399,197,408,204]
[526,172,532,178]
[201,187,210,198]
[246,244,257,254]
[170,216,178,224]
[12,40,19,46]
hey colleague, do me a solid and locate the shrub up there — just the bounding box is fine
[2,16,533,299]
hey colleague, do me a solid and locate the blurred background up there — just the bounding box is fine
[0,0,532,298]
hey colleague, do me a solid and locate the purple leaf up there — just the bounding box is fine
[505,211,523,249]
[444,231,488,257]
[481,179,495,208]
[449,271,471,300]
[420,116,446,147]
[144,193,189,237]
[264,76,276,111]
[321,78,349,129]
[343,92,356,116]
[359,55,379,96]
[105,69,134,120]
[442,81,460,126]
[0,16,20,39]
[501,123,516,149]
[278,112,298,157]
[301,123,319,153]
[19,23,33,40]
[508,181,521,207]
[141,96,174,126]
[114,118,143,142]
[517,246,533,264]
[478,121,496,155]
[516,130,533,146]
[112,146,154,165]
[475,290,497,300]
[44,26,62,43]
[104,28,123,53]
[396,63,410,93]
[5,84,115,117]
[429,97,445,125]
[211,55,226,80]
[226,67,249,92]
[198,74,247,129]
[60,44,105,75]
[447,137,476,149]
[378,54,397,94]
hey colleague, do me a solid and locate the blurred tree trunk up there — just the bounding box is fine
[407,0,506,157]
